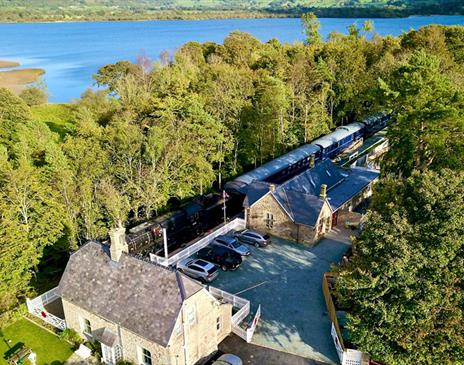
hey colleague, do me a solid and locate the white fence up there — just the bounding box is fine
[26,287,66,331]
[150,218,246,267]
[208,286,260,343]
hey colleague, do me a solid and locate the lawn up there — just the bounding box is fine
[0,318,73,365]
[31,104,75,140]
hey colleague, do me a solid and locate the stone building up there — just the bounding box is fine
[244,160,379,244]
[57,227,232,365]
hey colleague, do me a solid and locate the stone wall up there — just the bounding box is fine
[166,290,232,365]
[62,288,233,365]
[62,299,170,364]
[247,193,333,245]
[247,193,299,242]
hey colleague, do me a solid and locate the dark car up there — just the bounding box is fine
[234,229,271,247]
[197,246,242,271]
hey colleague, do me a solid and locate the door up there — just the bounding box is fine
[331,211,339,228]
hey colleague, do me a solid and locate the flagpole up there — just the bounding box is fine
[223,190,227,224]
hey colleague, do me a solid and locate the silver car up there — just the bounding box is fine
[212,235,251,256]
[234,229,271,247]
[177,258,219,283]
[213,354,243,365]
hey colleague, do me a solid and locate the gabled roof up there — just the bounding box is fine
[58,242,203,347]
[243,181,272,208]
[273,188,325,227]
[282,160,379,211]
[244,160,379,226]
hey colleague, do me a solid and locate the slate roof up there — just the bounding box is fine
[273,188,325,227]
[282,160,379,211]
[244,159,379,226]
[243,181,272,208]
[57,242,203,347]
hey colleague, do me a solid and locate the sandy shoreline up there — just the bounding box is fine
[0,59,45,93]
[0,60,20,68]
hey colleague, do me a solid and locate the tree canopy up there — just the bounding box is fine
[1,21,464,345]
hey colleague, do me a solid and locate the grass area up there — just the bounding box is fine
[0,60,19,68]
[31,104,75,140]
[0,318,73,365]
[0,69,44,94]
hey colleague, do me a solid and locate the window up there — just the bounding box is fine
[187,307,196,325]
[141,348,152,365]
[266,213,274,229]
[82,318,92,335]
[175,322,182,337]
[216,317,221,331]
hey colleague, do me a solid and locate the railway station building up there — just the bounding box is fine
[244,160,379,244]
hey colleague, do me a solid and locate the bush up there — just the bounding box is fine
[84,340,102,360]
[19,87,47,106]
[117,360,135,365]
[59,328,83,347]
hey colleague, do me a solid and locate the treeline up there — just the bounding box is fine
[0,0,463,22]
[333,26,464,365]
[1,19,464,332]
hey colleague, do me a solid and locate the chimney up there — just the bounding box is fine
[320,184,327,199]
[269,184,276,192]
[109,225,128,262]
[309,155,315,168]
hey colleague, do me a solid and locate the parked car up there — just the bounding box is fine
[212,235,251,256]
[177,258,219,283]
[212,354,243,365]
[197,246,242,271]
[234,229,271,247]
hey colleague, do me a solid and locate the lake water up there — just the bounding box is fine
[0,16,463,102]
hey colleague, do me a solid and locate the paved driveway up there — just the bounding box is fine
[211,227,354,364]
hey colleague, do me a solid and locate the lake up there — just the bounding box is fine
[1,16,463,102]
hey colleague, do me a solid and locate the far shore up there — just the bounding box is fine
[0,60,20,68]
[0,60,45,94]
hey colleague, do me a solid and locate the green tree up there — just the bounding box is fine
[0,155,65,313]
[336,170,464,364]
[379,50,464,176]
[0,88,31,144]
[301,12,321,45]
[19,87,48,106]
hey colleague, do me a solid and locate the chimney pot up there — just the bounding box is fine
[109,226,128,262]
[320,184,327,199]
[310,155,315,168]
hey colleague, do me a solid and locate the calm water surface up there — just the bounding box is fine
[0,16,463,102]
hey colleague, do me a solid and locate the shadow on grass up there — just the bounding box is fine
[3,341,25,360]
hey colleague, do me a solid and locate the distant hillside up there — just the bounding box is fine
[0,0,462,22]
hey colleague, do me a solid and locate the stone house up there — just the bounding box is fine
[244,160,379,244]
[57,227,232,365]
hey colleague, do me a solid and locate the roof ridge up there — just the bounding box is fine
[176,271,187,301]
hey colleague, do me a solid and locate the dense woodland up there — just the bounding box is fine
[0,16,464,363]
[0,0,463,21]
